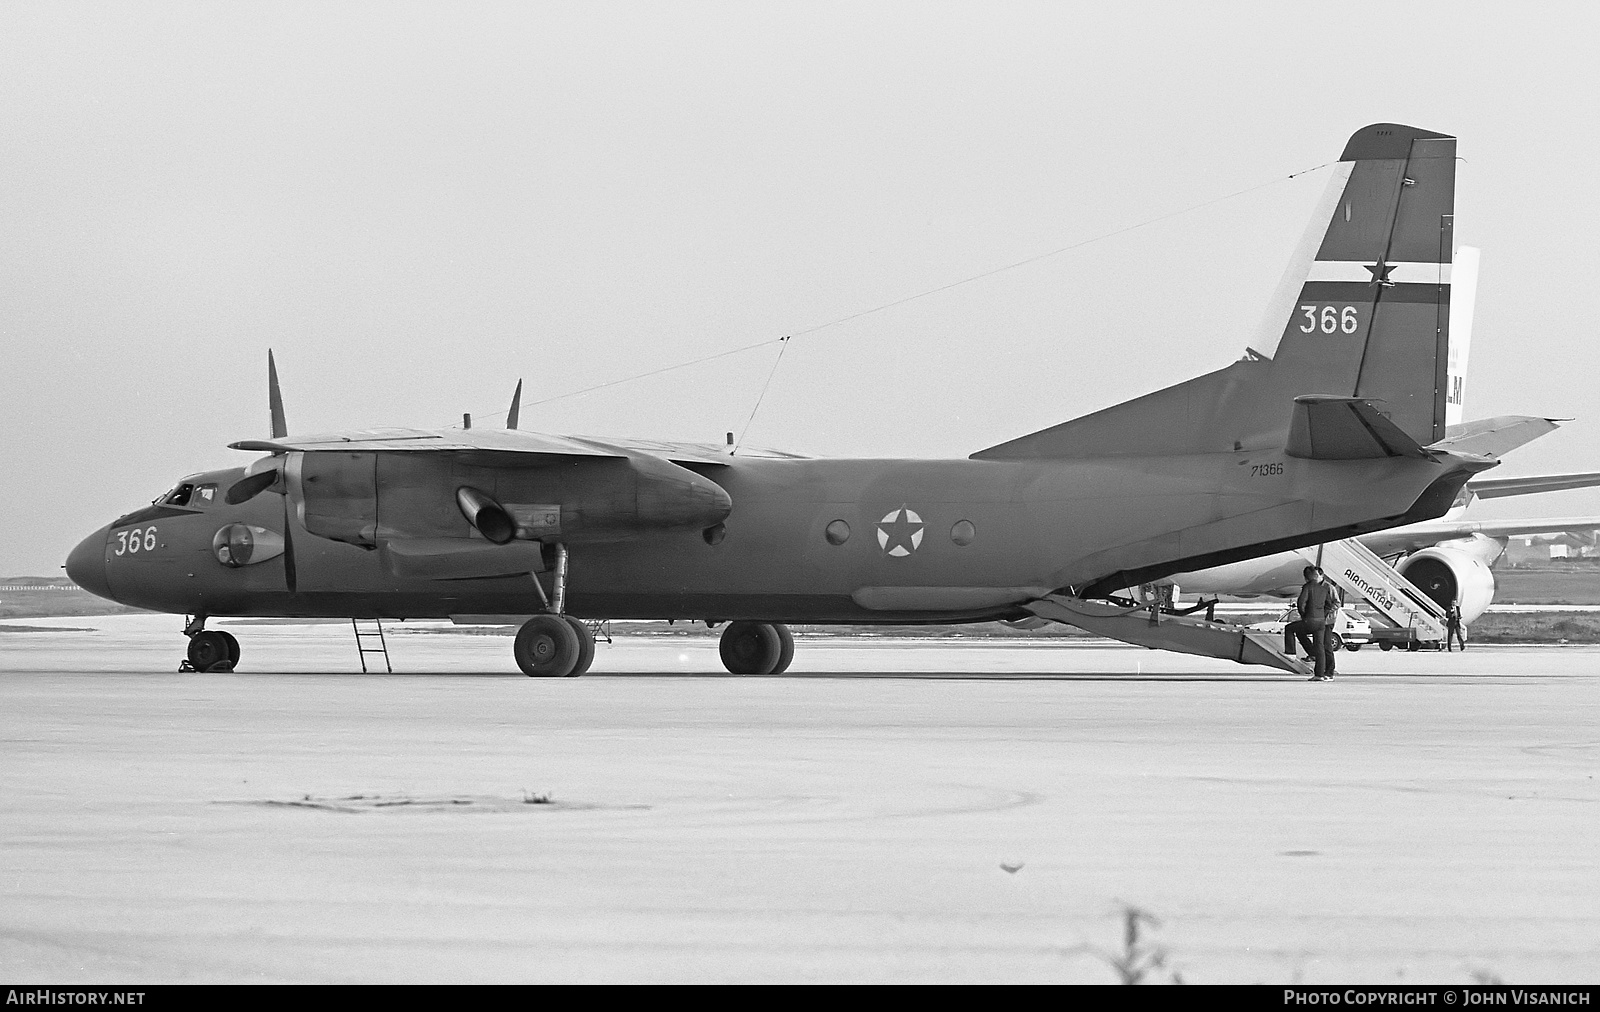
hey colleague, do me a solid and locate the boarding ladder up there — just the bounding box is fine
[1305,539,1447,643]
[351,618,392,673]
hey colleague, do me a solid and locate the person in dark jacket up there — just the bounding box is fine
[1445,603,1467,651]
[1284,565,1339,680]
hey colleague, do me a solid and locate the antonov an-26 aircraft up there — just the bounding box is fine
[68,123,1513,677]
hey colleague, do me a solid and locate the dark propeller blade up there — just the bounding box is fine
[507,379,522,430]
[268,350,288,439]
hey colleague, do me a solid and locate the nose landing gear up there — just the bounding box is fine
[179,616,239,673]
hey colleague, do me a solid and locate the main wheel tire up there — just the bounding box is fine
[218,631,241,666]
[562,616,595,677]
[187,631,231,672]
[515,615,582,677]
[719,621,782,675]
[770,623,795,674]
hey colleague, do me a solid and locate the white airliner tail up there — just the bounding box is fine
[1444,247,1480,426]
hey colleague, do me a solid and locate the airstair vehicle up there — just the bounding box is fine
[1305,538,1447,646]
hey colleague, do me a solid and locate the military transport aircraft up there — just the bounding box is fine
[67,123,1515,677]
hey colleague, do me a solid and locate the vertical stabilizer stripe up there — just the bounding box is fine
[1306,261,1452,284]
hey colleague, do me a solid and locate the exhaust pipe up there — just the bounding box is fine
[456,487,517,545]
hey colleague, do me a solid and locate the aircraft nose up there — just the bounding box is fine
[65,526,113,602]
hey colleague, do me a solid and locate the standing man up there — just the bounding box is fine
[1284,565,1338,681]
[1445,603,1467,651]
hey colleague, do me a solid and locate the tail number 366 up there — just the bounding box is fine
[1300,305,1359,334]
[114,527,158,555]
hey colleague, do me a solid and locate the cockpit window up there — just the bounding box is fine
[157,483,218,509]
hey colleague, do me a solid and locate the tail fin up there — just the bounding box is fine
[975,123,1457,461]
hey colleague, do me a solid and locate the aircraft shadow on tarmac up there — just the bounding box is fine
[216,668,1312,682]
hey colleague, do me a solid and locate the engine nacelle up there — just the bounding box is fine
[285,449,732,547]
[1397,545,1497,622]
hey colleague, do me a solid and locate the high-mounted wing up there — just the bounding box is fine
[230,426,624,460]
[230,429,807,467]
[228,424,732,572]
[605,437,810,466]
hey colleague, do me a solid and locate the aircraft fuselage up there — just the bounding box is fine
[73,448,1475,625]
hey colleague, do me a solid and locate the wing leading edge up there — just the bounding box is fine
[229,428,808,468]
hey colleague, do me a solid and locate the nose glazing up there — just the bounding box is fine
[65,526,113,602]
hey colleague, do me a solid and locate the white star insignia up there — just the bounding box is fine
[877,508,924,557]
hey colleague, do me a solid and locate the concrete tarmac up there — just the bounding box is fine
[2,616,1597,983]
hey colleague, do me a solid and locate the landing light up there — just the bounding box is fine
[213,524,286,567]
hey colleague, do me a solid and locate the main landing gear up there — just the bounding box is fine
[718,621,794,675]
[514,545,596,678]
[514,614,595,678]
[179,616,239,673]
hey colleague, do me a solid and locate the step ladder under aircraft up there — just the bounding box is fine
[1303,539,1447,643]
[352,618,392,673]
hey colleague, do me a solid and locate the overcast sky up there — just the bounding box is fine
[3,1,1598,575]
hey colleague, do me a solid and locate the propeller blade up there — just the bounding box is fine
[268,350,288,439]
[507,379,522,430]
[281,489,297,593]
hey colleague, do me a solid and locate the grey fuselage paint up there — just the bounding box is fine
[87,446,1483,624]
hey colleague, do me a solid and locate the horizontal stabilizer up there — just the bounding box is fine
[1285,396,1431,460]
[1024,595,1310,675]
[1433,415,1563,459]
[1468,470,1600,499]
[379,539,546,580]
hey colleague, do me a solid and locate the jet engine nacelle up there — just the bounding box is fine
[1396,545,1497,622]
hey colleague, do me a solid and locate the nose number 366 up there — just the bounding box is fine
[114,526,158,556]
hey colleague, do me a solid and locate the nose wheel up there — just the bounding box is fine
[180,619,240,673]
